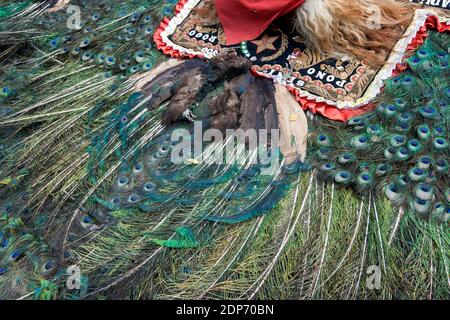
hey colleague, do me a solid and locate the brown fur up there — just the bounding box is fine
[295,0,416,67]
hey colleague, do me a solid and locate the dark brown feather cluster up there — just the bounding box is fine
[141,51,279,136]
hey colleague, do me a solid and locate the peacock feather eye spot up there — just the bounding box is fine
[333,170,351,183]
[417,199,427,206]
[128,194,140,203]
[112,197,121,205]
[419,106,437,118]
[129,12,141,23]
[359,163,370,171]
[361,174,370,181]
[400,175,410,184]
[80,38,91,47]
[376,164,390,175]
[433,138,448,150]
[1,239,9,248]
[117,176,129,186]
[413,168,424,175]
[83,215,93,224]
[403,76,413,83]
[321,163,334,171]
[317,147,331,157]
[163,7,173,15]
[340,172,349,178]
[434,127,444,135]
[389,184,398,193]
[421,157,430,164]
[129,65,140,73]
[44,261,54,271]
[11,250,21,260]
[417,49,428,57]
[235,176,245,183]
[394,98,406,105]
[143,182,155,192]
[181,266,192,274]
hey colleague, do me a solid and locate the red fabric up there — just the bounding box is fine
[215,0,305,45]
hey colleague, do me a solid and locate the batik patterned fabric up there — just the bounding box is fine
[155,0,449,121]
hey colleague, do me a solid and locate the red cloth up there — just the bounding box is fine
[216,0,305,45]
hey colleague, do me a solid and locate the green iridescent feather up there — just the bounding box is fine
[0,1,448,300]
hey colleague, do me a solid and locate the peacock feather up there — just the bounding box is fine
[311,31,449,223]
[0,0,448,300]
